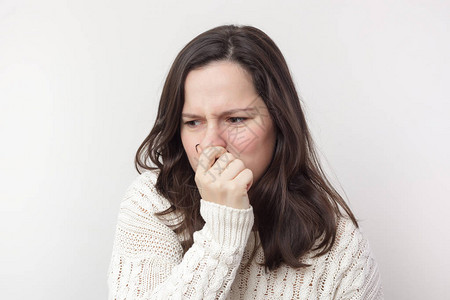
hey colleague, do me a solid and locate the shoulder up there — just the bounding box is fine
[112,169,184,260]
[327,217,383,298]
[305,216,368,262]
[120,169,172,215]
[333,216,372,261]
[316,216,376,272]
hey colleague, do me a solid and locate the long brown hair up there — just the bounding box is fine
[135,25,358,271]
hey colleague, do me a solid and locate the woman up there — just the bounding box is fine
[108,25,383,299]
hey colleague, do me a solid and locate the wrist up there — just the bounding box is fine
[199,199,254,249]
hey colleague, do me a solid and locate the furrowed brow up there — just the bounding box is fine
[181,113,201,118]
[220,107,257,116]
[181,108,257,119]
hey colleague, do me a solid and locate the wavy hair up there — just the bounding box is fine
[135,25,358,271]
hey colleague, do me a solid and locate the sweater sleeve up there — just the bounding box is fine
[332,218,384,300]
[107,171,254,300]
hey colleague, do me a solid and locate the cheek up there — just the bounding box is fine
[228,124,275,169]
[230,119,275,152]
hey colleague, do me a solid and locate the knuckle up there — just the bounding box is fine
[226,152,234,160]
[219,153,229,162]
[244,168,253,177]
[234,159,245,169]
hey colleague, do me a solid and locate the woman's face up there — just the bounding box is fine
[180,60,277,183]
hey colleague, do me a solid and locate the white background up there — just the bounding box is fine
[1,0,449,299]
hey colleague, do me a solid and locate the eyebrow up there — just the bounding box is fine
[181,107,257,119]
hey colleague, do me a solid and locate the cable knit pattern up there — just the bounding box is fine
[108,170,383,299]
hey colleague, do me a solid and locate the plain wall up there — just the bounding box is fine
[1,0,449,299]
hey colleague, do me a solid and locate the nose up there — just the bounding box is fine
[198,124,227,152]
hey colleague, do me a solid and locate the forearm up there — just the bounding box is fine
[108,199,254,300]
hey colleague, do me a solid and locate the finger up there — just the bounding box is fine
[196,146,227,174]
[211,152,236,175]
[220,158,245,180]
[233,168,253,191]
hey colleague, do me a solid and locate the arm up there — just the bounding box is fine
[107,171,254,300]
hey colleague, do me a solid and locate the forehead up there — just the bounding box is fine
[183,61,259,111]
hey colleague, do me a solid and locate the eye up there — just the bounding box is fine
[228,117,247,124]
[184,120,201,127]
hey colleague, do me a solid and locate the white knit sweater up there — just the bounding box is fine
[108,170,383,299]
